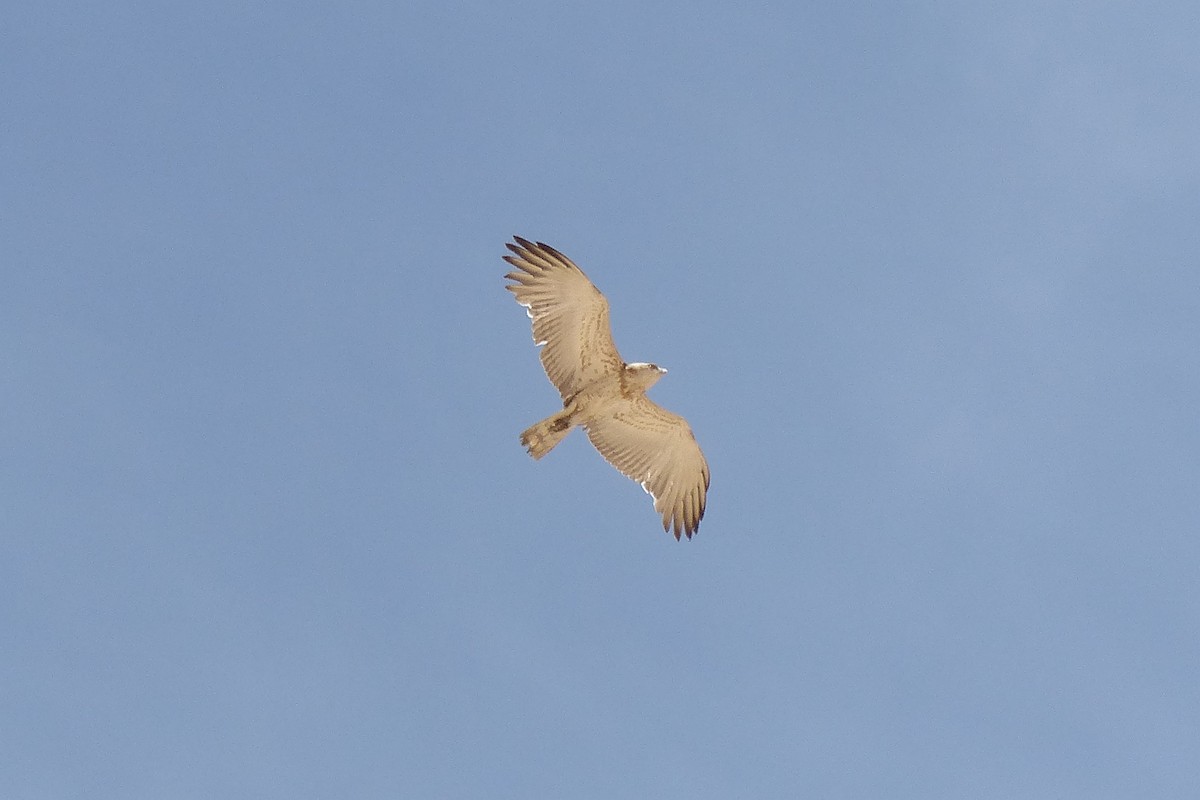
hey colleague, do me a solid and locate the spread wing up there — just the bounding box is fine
[504,237,623,399]
[584,395,711,540]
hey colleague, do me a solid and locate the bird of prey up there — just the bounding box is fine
[503,236,710,539]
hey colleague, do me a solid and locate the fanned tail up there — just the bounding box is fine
[520,410,574,459]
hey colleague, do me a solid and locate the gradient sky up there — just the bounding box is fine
[4,1,1200,797]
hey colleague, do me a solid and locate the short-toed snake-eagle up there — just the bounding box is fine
[504,236,710,540]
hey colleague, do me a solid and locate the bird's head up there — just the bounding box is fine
[625,362,667,391]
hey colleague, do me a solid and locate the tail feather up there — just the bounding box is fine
[520,410,574,459]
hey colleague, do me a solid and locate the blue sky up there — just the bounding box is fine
[4,1,1199,797]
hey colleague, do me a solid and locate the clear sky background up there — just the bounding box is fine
[4,1,1199,797]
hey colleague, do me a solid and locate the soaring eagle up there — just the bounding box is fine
[504,236,710,539]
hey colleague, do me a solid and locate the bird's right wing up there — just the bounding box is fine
[584,395,710,539]
[504,237,623,399]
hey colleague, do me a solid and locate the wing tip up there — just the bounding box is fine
[663,513,700,541]
[507,235,584,273]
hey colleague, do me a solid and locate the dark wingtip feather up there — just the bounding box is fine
[537,241,576,269]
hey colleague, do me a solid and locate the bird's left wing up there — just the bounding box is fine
[583,395,710,539]
[504,237,623,399]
